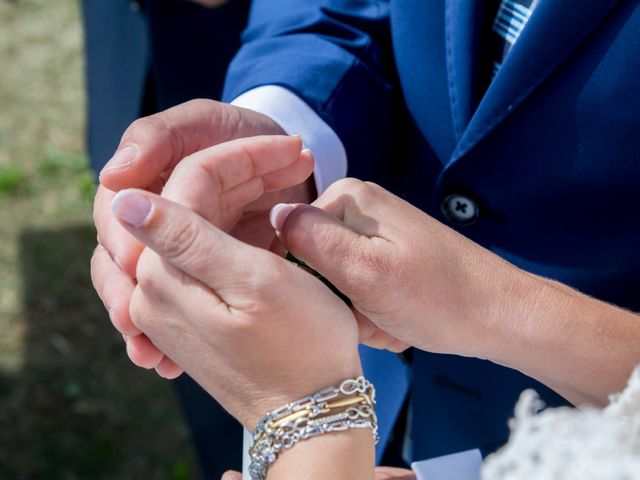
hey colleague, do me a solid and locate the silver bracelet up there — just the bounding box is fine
[248,376,378,480]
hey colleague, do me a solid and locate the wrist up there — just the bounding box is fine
[247,375,375,480]
[241,365,364,430]
[461,256,576,380]
[267,428,374,480]
[453,250,537,360]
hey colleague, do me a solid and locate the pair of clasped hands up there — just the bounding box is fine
[89,100,543,479]
[91,100,480,479]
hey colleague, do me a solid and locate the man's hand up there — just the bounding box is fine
[270,178,509,356]
[92,100,315,374]
[272,178,640,406]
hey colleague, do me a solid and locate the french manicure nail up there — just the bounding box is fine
[270,203,296,231]
[101,145,137,174]
[291,134,305,146]
[112,190,152,228]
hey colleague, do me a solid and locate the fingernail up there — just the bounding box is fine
[301,148,313,156]
[122,334,128,343]
[112,190,152,228]
[291,134,304,146]
[270,203,296,231]
[101,145,137,175]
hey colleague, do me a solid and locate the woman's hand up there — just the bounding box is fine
[92,135,314,376]
[92,103,316,376]
[109,185,361,429]
[272,178,640,406]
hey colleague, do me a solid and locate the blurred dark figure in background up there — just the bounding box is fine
[82,0,250,171]
[81,0,251,477]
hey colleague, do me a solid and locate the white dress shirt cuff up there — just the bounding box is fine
[231,85,347,194]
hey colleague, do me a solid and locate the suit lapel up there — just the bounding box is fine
[444,0,493,141]
[450,0,622,162]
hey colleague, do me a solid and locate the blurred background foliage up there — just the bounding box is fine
[0,0,197,478]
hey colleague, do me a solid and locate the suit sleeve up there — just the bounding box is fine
[222,0,396,180]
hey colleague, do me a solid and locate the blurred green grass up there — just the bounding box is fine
[0,0,198,478]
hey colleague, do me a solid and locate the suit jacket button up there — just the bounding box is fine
[441,194,479,226]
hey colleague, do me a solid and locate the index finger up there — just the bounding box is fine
[161,135,313,228]
[93,184,143,278]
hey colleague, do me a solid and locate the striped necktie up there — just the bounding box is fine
[490,0,540,78]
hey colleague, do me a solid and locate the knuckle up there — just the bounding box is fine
[125,116,158,139]
[160,218,201,261]
[244,257,285,293]
[363,181,385,197]
[184,98,214,109]
[348,179,375,202]
[230,258,289,315]
[135,250,160,294]
[328,177,365,196]
[326,178,376,206]
[128,287,150,332]
[127,115,168,137]
[126,115,187,159]
[128,286,171,336]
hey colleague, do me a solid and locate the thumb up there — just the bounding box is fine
[270,203,366,291]
[160,135,312,229]
[221,471,242,480]
[111,188,262,303]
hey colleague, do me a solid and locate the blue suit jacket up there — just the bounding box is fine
[223,0,640,462]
